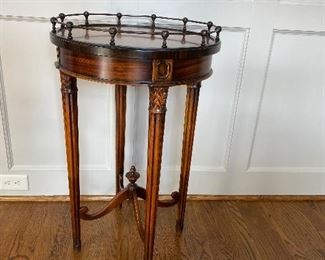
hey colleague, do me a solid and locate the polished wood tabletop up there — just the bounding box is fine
[50,12,221,260]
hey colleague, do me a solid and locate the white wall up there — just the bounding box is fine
[0,0,324,195]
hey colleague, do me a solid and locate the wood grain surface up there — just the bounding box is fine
[58,49,212,86]
[0,201,324,259]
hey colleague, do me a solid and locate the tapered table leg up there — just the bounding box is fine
[60,71,81,249]
[115,85,127,194]
[177,82,201,232]
[144,86,169,260]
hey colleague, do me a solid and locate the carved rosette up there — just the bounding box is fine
[60,71,78,94]
[148,87,169,114]
[152,59,173,82]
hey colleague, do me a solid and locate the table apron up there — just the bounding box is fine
[58,48,213,86]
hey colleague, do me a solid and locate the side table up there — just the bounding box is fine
[50,12,221,260]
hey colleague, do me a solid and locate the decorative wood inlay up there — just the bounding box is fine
[152,59,173,82]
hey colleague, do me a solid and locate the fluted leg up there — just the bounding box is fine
[115,85,127,194]
[60,71,81,249]
[144,86,169,260]
[177,82,201,232]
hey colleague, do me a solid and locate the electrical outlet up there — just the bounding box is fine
[0,175,29,190]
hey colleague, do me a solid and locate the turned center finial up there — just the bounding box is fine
[126,166,140,185]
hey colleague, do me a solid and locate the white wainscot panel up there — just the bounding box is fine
[191,28,249,173]
[248,30,325,173]
[0,21,112,172]
[276,1,325,31]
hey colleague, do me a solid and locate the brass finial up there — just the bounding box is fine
[84,11,89,25]
[161,30,170,48]
[117,13,122,25]
[201,29,208,46]
[50,17,57,33]
[109,27,117,46]
[66,21,73,39]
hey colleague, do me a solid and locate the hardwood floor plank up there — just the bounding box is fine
[180,201,261,259]
[0,201,324,259]
[38,203,71,260]
[312,201,325,244]
[1,202,47,259]
[261,201,325,259]
[296,201,325,240]
[237,201,292,259]
[0,203,32,259]
[211,201,262,259]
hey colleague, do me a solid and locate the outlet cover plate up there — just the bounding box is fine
[0,175,29,190]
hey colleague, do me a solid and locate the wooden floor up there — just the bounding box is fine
[0,201,324,260]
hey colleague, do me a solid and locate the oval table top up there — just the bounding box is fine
[50,12,222,85]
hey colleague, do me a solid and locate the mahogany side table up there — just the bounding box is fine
[50,12,221,260]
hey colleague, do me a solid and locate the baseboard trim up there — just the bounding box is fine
[0,195,324,202]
